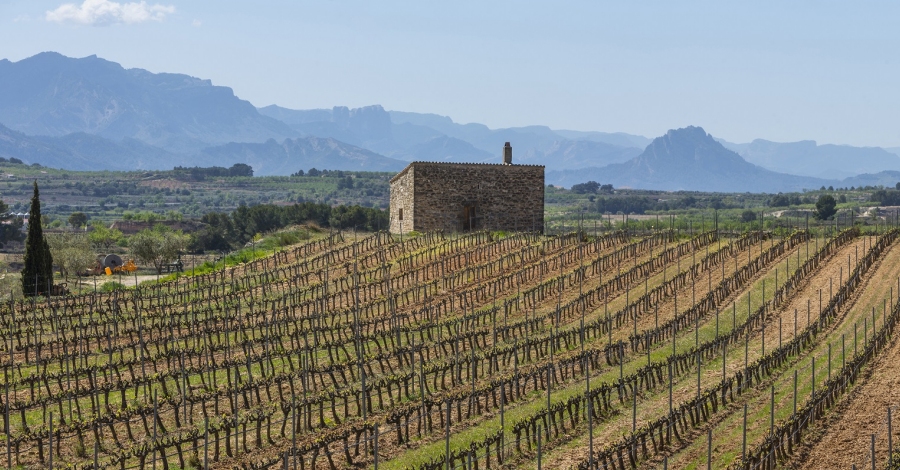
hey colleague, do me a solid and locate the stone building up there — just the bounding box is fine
[389,142,544,233]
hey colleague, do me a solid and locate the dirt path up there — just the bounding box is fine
[665,235,900,469]
[762,237,870,349]
[524,241,806,469]
[791,308,900,468]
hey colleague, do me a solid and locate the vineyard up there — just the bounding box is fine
[3,223,900,469]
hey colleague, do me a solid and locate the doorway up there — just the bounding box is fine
[462,206,476,231]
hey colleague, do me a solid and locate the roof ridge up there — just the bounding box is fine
[390,161,545,183]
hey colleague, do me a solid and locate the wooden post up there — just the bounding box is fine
[872,434,876,470]
[153,391,158,470]
[204,417,209,470]
[697,351,701,400]
[889,407,894,469]
[741,404,747,463]
[5,341,10,470]
[668,360,673,440]
[446,400,451,470]
[587,360,593,468]
[794,369,797,414]
[374,424,379,469]
[632,384,637,433]
[722,344,726,383]
[770,385,775,435]
[291,399,297,465]
[49,412,53,470]
[500,384,505,461]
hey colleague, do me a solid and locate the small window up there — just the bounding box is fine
[399,208,403,221]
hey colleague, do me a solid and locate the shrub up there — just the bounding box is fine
[100,281,126,292]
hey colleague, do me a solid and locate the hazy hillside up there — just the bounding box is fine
[0,122,179,171]
[519,140,641,169]
[552,130,651,148]
[400,136,492,163]
[198,137,408,176]
[388,111,562,156]
[840,171,900,189]
[259,104,399,156]
[548,127,831,192]
[3,52,900,185]
[719,139,900,179]
[0,52,296,153]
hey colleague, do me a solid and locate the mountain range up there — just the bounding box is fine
[2,52,900,192]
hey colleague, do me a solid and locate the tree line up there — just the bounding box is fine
[191,202,388,252]
[171,163,254,180]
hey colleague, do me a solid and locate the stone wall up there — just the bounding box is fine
[389,162,544,233]
[389,166,415,233]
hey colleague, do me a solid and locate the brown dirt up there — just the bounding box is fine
[762,237,870,348]
[664,235,900,469]
[786,244,900,469]
[535,236,881,469]
[522,241,803,469]
[790,332,900,469]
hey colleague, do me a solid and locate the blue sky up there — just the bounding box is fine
[1,0,899,147]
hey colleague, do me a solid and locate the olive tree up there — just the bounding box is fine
[68,212,88,229]
[89,221,124,251]
[46,232,95,287]
[130,226,188,274]
[0,260,22,301]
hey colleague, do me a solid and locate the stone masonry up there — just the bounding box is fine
[389,146,544,233]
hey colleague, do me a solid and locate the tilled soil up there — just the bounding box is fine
[761,237,870,349]
[522,243,808,469]
[786,246,900,469]
[791,331,900,469]
[664,236,900,469]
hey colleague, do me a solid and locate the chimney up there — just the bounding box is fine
[503,142,512,164]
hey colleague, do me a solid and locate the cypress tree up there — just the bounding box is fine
[21,181,53,297]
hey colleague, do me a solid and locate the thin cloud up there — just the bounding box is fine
[46,0,175,26]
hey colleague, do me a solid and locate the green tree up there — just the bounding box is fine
[21,182,53,296]
[740,210,757,223]
[0,199,23,248]
[815,195,837,220]
[130,226,188,274]
[0,260,23,301]
[571,181,601,194]
[88,221,124,252]
[68,212,89,229]
[46,232,95,287]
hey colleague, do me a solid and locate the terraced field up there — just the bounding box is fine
[1,227,899,469]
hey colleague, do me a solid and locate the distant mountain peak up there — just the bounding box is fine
[0,51,295,153]
[548,126,831,192]
[639,125,746,167]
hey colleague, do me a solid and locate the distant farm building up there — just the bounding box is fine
[389,142,545,233]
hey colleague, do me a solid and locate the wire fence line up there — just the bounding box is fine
[1,224,891,469]
[0,228,670,469]
[561,228,898,469]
